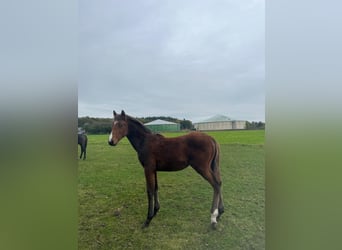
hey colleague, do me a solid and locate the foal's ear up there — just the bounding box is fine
[121,110,126,117]
[113,110,117,117]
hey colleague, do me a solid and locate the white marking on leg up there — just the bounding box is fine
[211,208,219,224]
[109,132,113,142]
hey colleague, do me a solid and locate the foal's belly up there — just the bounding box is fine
[156,160,189,171]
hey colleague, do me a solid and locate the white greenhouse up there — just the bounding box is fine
[193,115,246,131]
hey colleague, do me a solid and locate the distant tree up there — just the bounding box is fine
[78,117,112,134]
[180,119,193,130]
[246,121,265,130]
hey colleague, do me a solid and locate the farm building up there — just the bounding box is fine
[193,115,246,131]
[144,119,180,132]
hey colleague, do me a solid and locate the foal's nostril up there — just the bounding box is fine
[108,140,113,146]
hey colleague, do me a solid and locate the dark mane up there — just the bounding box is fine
[127,115,152,134]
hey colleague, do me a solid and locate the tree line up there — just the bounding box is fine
[78,116,265,134]
[246,121,265,130]
[78,116,193,134]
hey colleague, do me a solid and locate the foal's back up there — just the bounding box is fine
[155,132,215,152]
[146,132,216,171]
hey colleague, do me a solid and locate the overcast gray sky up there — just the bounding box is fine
[79,0,264,122]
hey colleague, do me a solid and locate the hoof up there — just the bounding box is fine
[154,206,160,215]
[211,222,218,230]
[142,221,150,229]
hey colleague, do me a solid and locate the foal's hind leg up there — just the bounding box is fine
[193,166,221,228]
[210,180,221,228]
[217,192,224,220]
[213,169,224,220]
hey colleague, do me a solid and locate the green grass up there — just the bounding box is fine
[163,130,265,145]
[79,130,264,249]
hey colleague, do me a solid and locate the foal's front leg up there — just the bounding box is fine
[142,169,157,228]
[154,173,160,214]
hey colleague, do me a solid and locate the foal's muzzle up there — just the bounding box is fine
[108,140,116,146]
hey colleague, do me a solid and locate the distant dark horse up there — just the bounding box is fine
[108,110,224,228]
[78,134,88,160]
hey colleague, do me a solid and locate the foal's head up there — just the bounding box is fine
[108,110,128,146]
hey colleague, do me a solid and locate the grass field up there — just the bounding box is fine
[78,130,265,249]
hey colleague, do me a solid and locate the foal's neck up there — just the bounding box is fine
[126,117,151,152]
